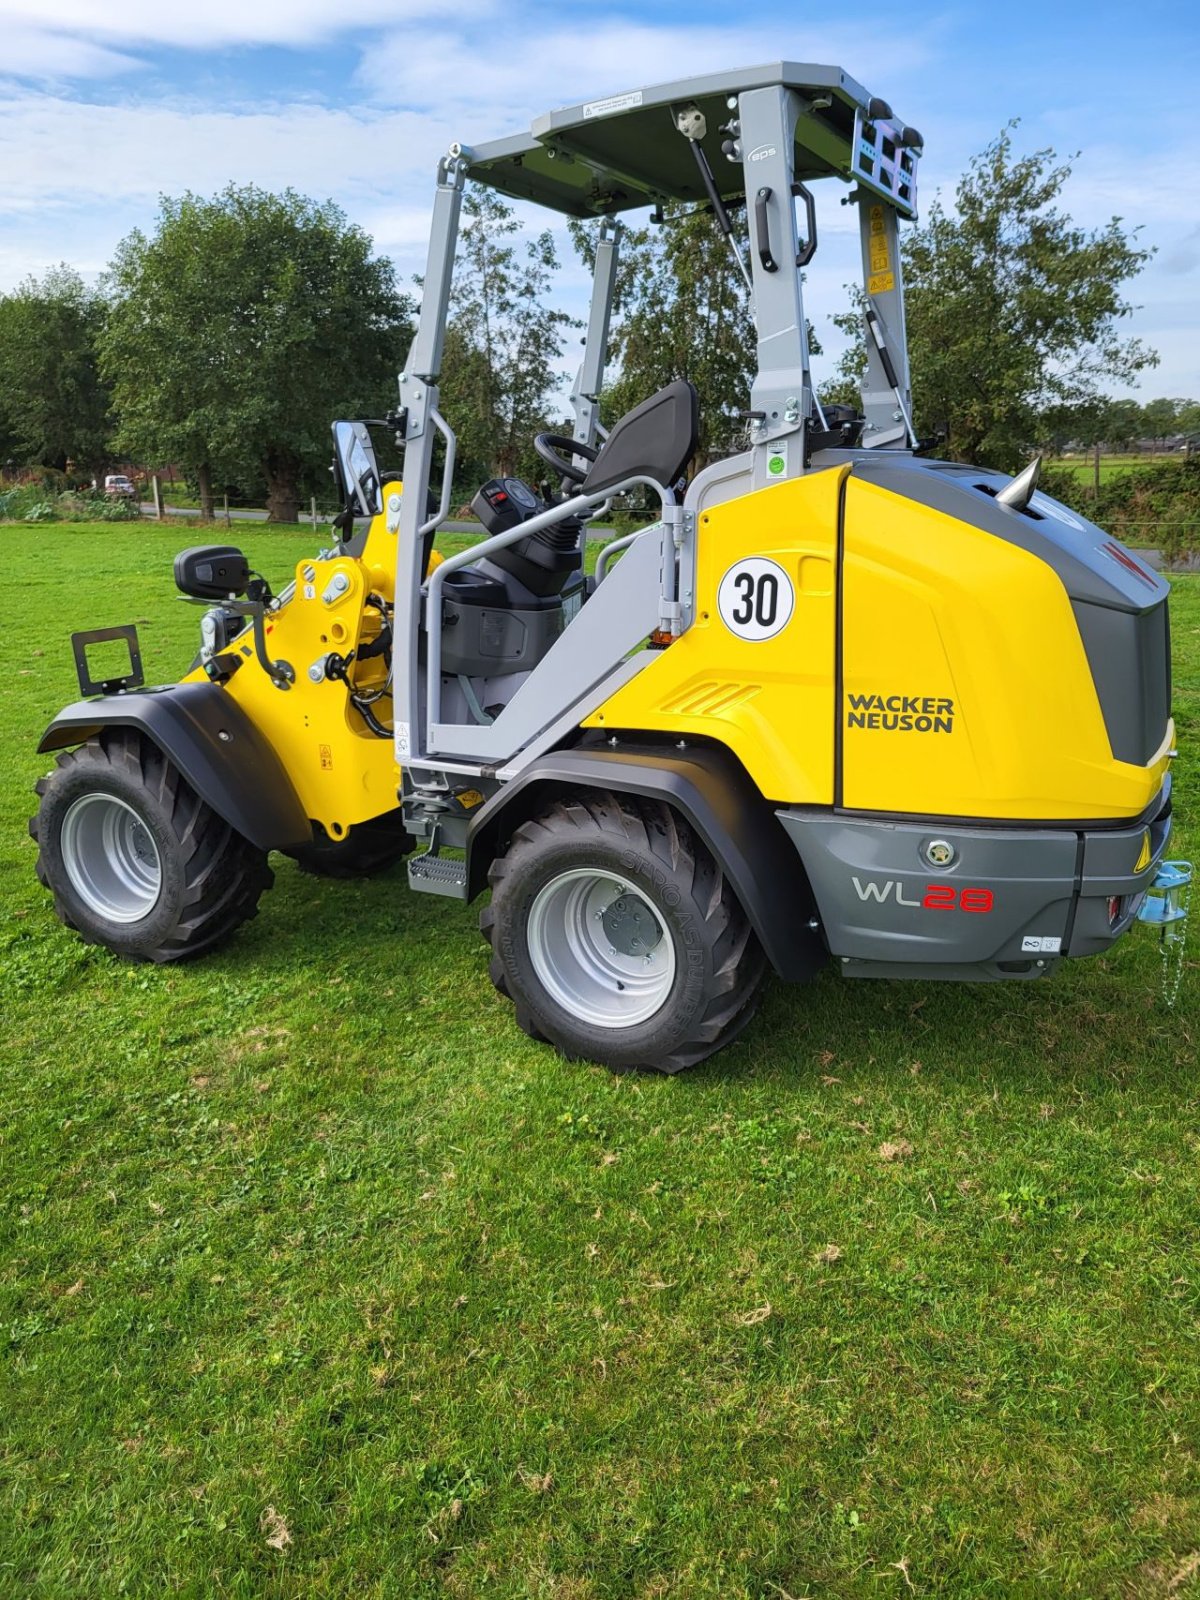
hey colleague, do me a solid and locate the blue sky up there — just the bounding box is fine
[0,0,1197,402]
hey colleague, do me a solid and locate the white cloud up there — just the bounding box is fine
[0,24,137,79]
[0,91,452,209]
[0,0,495,66]
[356,18,938,134]
[0,89,464,296]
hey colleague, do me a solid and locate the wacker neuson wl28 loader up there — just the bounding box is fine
[31,63,1189,1071]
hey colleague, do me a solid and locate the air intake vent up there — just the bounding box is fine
[660,680,761,717]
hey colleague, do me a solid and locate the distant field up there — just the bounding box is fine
[2,523,1199,1597]
[1056,453,1189,485]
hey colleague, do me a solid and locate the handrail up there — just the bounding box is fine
[419,408,457,538]
[424,474,672,749]
[595,526,656,583]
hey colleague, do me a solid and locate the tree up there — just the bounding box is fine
[1141,397,1183,449]
[1176,399,1200,441]
[573,205,757,467]
[834,127,1158,471]
[0,266,111,474]
[102,186,411,521]
[437,187,574,490]
[1099,397,1145,453]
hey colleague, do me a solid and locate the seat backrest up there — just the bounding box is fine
[581,380,699,498]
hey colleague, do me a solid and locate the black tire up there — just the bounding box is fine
[286,813,412,880]
[480,791,766,1073]
[30,729,273,963]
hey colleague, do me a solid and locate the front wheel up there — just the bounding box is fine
[481,792,766,1072]
[30,729,273,962]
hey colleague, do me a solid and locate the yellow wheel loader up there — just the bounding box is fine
[32,63,1182,1071]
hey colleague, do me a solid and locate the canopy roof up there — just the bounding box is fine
[467,62,919,220]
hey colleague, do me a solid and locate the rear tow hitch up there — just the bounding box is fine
[1137,860,1192,1008]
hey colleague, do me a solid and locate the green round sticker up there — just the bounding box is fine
[768,454,785,475]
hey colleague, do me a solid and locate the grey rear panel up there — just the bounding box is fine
[778,796,1172,982]
[778,812,1077,971]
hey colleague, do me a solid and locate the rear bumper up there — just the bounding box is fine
[777,784,1172,981]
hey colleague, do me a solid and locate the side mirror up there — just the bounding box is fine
[174,544,251,600]
[332,420,383,520]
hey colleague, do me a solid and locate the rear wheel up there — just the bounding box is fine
[30,729,272,962]
[481,792,766,1072]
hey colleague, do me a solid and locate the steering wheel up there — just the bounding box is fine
[533,432,600,487]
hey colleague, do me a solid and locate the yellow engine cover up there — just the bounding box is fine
[840,478,1171,820]
[587,469,1171,823]
[584,469,847,803]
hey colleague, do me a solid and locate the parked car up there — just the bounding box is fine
[104,474,136,498]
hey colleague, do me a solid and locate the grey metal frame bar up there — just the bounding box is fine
[569,219,621,456]
[740,85,811,489]
[393,150,469,766]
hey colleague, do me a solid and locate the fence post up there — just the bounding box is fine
[311,495,317,532]
[223,492,230,528]
[1093,441,1101,499]
[153,474,163,520]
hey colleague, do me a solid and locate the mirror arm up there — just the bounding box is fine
[216,598,295,690]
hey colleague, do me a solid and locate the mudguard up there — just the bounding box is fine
[466,741,827,982]
[37,681,311,853]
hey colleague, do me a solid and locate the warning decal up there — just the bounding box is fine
[867,204,895,295]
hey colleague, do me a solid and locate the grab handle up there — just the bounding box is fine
[754,186,777,273]
[793,182,817,267]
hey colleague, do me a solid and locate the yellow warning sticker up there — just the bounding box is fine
[319,743,333,771]
[867,204,894,294]
[1135,830,1152,872]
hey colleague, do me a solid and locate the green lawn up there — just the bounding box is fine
[2,523,1199,1598]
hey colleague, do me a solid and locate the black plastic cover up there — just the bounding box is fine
[582,381,699,497]
[174,545,251,600]
[1072,597,1172,766]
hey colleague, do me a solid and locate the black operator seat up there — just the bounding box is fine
[580,379,699,498]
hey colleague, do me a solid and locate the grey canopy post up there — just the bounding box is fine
[740,85,810,488]
[393,148,468,769]
[569,218,621,455]
[855,181,914,447]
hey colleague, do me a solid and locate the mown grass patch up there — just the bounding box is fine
[1,524,1199,1597]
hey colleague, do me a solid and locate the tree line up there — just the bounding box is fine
[0,128,1184,523]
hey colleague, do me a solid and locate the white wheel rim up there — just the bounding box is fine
[60,793,162,923]
[526,868,677,1028]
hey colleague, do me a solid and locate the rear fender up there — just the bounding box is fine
[38,681,311,853]
[466,742,826,982]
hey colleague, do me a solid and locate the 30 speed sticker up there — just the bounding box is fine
[716,557,794,641]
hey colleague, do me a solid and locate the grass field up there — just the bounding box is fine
[2,523,1199,1598]
[1056,454,1190,486]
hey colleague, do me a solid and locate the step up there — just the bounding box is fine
[407,849,468,899]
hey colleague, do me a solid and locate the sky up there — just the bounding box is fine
[0,0,1197,404]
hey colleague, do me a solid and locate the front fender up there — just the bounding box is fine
[38,682,311,853]
[466,742,827,982]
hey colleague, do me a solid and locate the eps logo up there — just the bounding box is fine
[717,557,795,642]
